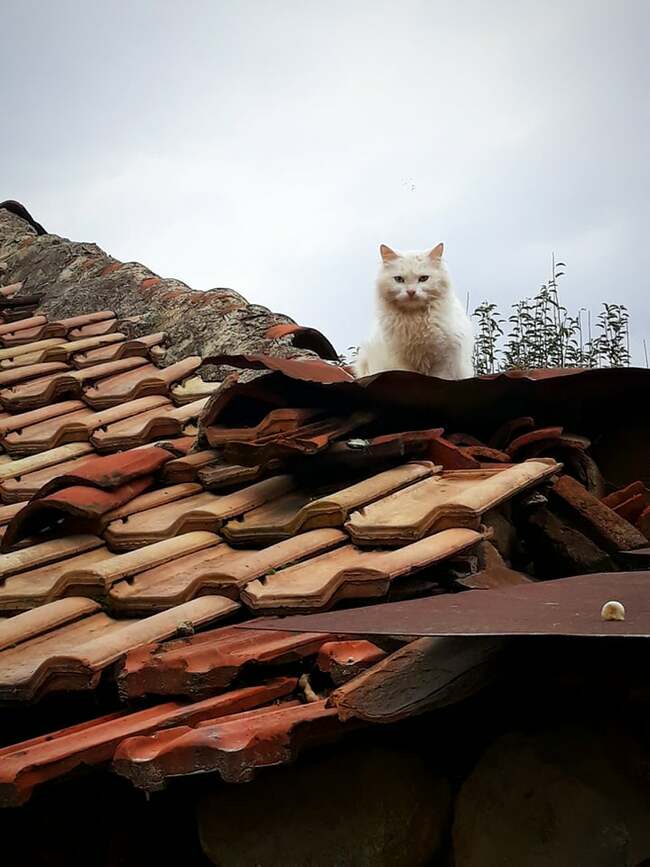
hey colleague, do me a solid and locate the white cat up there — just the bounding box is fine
[354,243,474,379]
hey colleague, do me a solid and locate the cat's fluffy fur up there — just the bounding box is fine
[354,243,474,379]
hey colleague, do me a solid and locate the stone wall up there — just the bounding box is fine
[0,205,321,364]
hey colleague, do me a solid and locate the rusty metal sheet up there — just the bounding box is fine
[241,572,650,638]
[201,358,650,443]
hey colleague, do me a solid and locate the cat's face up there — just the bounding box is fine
[376,243,450,311]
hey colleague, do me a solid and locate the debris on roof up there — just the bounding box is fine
[0,200,649,812]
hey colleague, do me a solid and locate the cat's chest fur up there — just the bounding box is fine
[379,304,462,374]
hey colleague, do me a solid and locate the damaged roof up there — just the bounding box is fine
[0,201,649,806]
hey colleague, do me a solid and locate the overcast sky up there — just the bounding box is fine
[2,1,648,362]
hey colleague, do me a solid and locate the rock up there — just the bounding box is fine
[197,743,451,867]
[453,724,650,867]
[0,206,328,365]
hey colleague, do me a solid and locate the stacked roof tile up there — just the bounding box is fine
[0,280,648,809]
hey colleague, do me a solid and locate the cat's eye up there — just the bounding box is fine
[393,276,404,283]
[418,275,430,283]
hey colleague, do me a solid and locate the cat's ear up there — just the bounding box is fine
[380,244,398,263]
[428,243,444,260]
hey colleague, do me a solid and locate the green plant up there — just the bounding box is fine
[472,256,636,373]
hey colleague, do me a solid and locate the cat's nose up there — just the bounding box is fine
[406,289,416,297]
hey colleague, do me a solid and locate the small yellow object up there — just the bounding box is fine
[601,600,625,621]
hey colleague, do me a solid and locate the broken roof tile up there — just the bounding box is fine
[161,450,220,484]
[113,698,356,790]
[242,527,482,613]
[0,595,239,703]
[223,462,436,545]
[108,528,347,612]
[204,407,324,446]
[223,412,374,466]
[0,678,295,806]
[170,374,220,406]
[119,624,328,698]
[316,640,387,685]
[346,460,559,546]
[104,475,294,550]
[551,474,648,552]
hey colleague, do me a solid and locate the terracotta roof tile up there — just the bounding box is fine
[0,535,104,581]
[103,482,204,523]
[204,407,324,447]
[71,332,165,368]
[113,698,358,790]
[104,475,294,549]
[346,460,559,546]
[119,624,328,698]
[223,462,435,545]
[68,318,119,339]
[0,361,71,388]
[0,547,111,612]
[316,640,387,685]
[2,396,173,456]
[1,477,154,550]
[170,374,220,406]
[90,397,207,451]
[0,357,149,411]
[242,527,483,613]
[62,531,222,593]
[0,678,295,806]
[0,443,95,484]
[82,356,201,409]
[0,597,100,651]
[161,449,220,483]
[0,595,238,703]
[108,528,347,612]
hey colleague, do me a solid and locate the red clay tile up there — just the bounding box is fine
[34,446,173,497]
[68,318,119,340]
[506,426,564,458]
[224,412,375,465]
[0,678,295,806]
[83,356,201,409]
[426,435,481,469]
[161,450,220,484]
[0,357,149,411]
[72,332,165,368]
[113,698,358,789]
[1,477,153,550]
[488,416,535,450]
[0,595,238,703]
[119,623,329,698]
[0,361,70,388]
[265,323,339,361]
[205,407,324,447]
[90,398,207,452]
[551,474,648,552]
[316,640,387,685]
[602,481,647,510]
